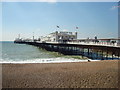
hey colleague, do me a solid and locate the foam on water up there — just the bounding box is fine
[0,58,101,64]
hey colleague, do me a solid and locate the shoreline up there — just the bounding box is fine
[1,59,119,64]
[2,60,119,88]
[0,59,96,64]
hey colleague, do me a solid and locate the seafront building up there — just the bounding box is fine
[40,31,77,42]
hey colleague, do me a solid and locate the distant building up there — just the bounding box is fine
[40,31,77,42]
[14,38,33,42]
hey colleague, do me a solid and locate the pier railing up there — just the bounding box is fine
[36,41,119,47]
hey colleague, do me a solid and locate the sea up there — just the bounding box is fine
[0,41,93,63]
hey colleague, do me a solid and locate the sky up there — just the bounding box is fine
[1,2,119,41]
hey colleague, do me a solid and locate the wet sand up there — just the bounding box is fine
[2,60,118,88]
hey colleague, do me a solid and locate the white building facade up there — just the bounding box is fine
[41,31,77,42]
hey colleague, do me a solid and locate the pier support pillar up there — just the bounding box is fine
[88,48,89,56]
[118,53,120,59]
[112,52,114,60]
[106,51,108,60]
[101,50,104,60]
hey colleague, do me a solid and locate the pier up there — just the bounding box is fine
[14,41,120,60]
[14,30,120,60]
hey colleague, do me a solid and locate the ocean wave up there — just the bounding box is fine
[0,58,101,64]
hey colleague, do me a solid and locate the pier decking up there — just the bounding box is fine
[14,41,120,60]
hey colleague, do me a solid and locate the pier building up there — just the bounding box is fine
[40,31,77,42]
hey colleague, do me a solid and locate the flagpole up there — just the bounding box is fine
[75,27,79,39]
[56,25,60,31]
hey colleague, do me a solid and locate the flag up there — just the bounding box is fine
[76,27,78,29]
[57,26,60,28]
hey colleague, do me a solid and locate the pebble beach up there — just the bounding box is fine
[2,60,119,88]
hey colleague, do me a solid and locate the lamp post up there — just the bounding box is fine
[75,27,79,39]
